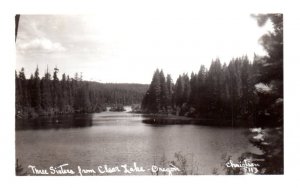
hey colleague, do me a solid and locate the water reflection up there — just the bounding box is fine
[16,112,252,130]
[141,114,245,127]
[16,110,262,175]
[16,114,93,130]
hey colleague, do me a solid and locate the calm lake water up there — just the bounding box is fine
[16,107,261,175]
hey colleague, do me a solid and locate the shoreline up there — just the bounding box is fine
[17,109,261,128]
[140,113,254,127]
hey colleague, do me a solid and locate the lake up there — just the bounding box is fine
[16,106,261,175]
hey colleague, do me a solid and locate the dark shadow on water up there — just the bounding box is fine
[16,114,93,130]
[141,115,253,127]
[16,113,253,130]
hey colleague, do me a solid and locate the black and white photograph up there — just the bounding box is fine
[3,0,300,187]
[14,12,284,176]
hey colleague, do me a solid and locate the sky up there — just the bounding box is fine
[16,13,273,84]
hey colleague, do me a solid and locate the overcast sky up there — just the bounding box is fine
[16,13,273,84]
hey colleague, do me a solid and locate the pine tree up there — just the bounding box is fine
[18,68,29,108]
[182,73,190,104]
[189,72,198,105]
[166,74,173,108]
[196,65,207,115]
[174,75,184,106]
[15,71,22,108]
[31,66,41,111]
[206,59,222,116]
[148,69,161,112]
[61,73,68,112]
[159,70,168,112]
[253,14,283,127]
[41,67,52,110]
[52,67,62,110]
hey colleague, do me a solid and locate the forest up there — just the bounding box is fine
[15,13,284,175]
[141,14,283,174]
[15,67,148,118]
[141,14,283,128]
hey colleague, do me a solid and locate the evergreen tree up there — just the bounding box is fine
[147,69,161,112]
[189,72,198,105]
[52,67,63,110]
[31,67,41,111]
[60,73,68,112]
[253,14,283,127]
[41,68,52,110]
[206,59,223,116]
[159,70,168,112]
[16,66,148,117]
[166,74,173,107]
[196,65,208,115]
[18,68,29,107]
[182,73,190,104]
[15,71,22,108]
[174,75,184,106]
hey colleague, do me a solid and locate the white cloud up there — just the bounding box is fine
[16,14,274,83]
[17,37,66,53]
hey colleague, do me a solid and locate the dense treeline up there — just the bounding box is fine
[142,56,260,121]
[15,68,148,118]
[142,14,283,129]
